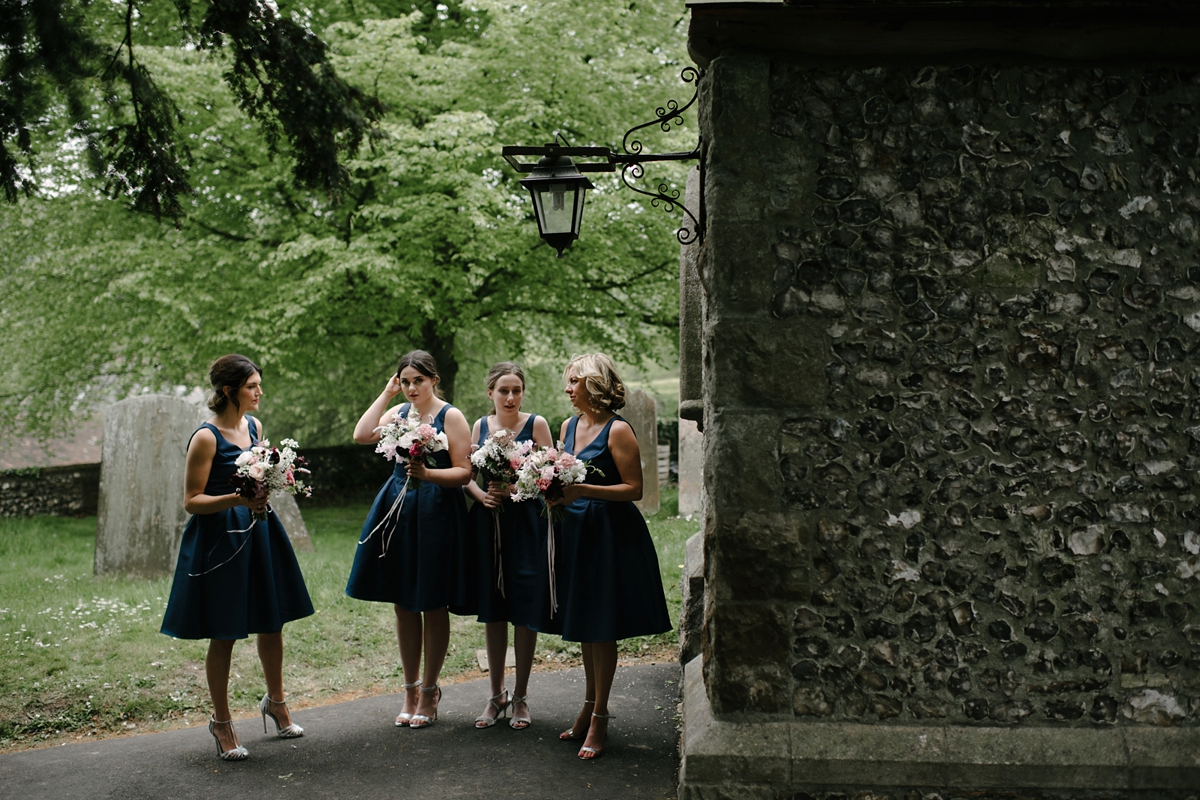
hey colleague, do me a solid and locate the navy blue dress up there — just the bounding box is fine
[345,403,469,612]
[534,415,672,643]
[457,414,548,626]
[161,419,314,640]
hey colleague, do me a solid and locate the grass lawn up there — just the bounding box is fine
[0,488,698,750]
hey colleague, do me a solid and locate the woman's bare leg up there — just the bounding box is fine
[395,605,423,720]
[561,641,597,740]
[256,631,294,727]
[476,621,510,726]
[510,625,537,728]
[206,638,238,750]
[579,641,617,758]
[414,608,449,720]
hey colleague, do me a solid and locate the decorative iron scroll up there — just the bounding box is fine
[613,67,703,245]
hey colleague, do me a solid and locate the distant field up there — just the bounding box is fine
[0,489,696,750]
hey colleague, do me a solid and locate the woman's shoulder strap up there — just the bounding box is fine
[518,413,537,438]
[610,414,632,438]
[478,415,490,442]
[187,422,218,450]
[246,416,259,441]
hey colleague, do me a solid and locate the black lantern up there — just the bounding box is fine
[519,150,595,258]
[502,68,704,256]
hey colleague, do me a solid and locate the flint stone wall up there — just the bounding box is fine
[701,55,1200,731]
[0,465,101,518]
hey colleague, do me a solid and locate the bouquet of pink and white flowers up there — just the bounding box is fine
[375,406,449,486]
[230,438,312,521]
[470,429,533,486]
[510,442,599,520]
[510,442,600,617]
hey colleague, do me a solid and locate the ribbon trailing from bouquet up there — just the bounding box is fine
[359,476,411,558]
[547,516,558,618]
[492,510,506,598]
[188,505,271,577]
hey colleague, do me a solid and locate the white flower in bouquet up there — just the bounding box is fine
[230,438,312,520]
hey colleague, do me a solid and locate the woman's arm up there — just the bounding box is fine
[353,375,404,445]
[407,406,473,487]
[532,415,554,449]
[559,420,643,503]
[183,428,263,515]
[464,419,494,505]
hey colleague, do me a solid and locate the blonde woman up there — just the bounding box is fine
[542,353,671,759]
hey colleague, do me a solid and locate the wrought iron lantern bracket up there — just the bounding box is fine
[502,67,704,249]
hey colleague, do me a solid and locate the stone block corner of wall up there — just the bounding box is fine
[679,657,1200,796]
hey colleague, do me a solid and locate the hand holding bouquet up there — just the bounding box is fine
[470,429,533,486]
[510,442,599,521]
[231,438,312,521]
[375,406,449,486]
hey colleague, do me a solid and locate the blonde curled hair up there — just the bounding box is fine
[564,353,626,413]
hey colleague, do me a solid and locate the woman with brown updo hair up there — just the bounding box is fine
[539,353,671,760]
[345,350,472,729]
[162,354,314,761]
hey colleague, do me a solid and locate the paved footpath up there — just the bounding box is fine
[0,662,681,800]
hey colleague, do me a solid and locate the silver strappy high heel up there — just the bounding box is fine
[509,694,532,730]
[578,712,613,760]
[260,694,304,738]
[409,684,441,729]
[209,716,249,760]
[395,680,422,727]
[559,699,594,740]
[475,689,510,728]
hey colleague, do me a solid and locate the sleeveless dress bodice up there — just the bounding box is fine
[452,413,549,625]
[161,418,314,640]
[531,415,671,642]
[346,403,469,611]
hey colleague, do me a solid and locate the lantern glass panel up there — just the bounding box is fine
[534,182,580,235]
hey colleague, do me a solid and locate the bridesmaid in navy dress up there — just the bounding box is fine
[345,350,471,729]
[544,353,671,759]
[162,354,314,761]
[461,362,553,729]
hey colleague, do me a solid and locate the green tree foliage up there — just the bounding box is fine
[1,0,381,217]
[1,0,692,445]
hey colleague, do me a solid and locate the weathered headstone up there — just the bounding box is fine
[677,417,703,518]
[624,389,660,515]
[95,396,206,576]
[271,492,313,552]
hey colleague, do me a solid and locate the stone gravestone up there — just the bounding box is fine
[95,396,206,577]
[624,389,660,516]
[96,397,313,575]
[271,492,313,552]
[677,417,703,518]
